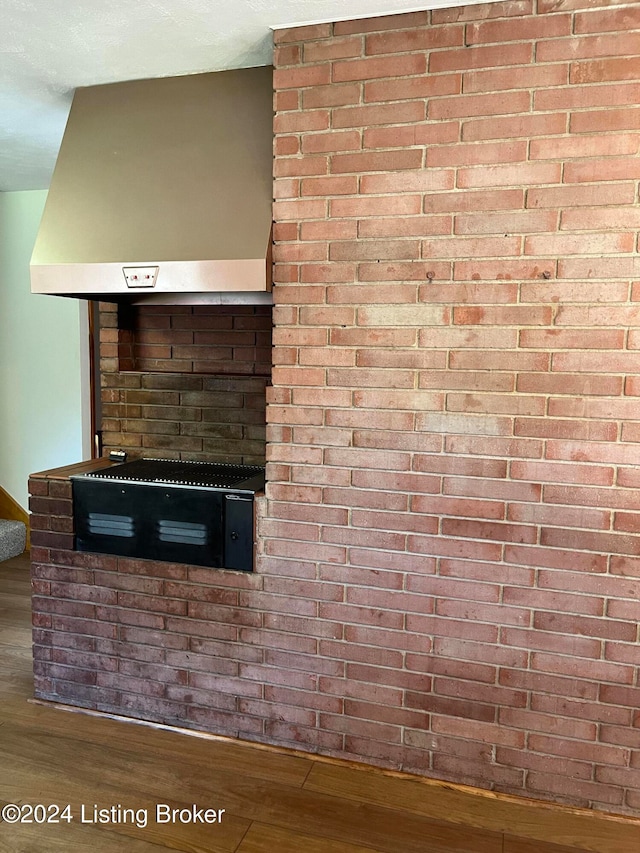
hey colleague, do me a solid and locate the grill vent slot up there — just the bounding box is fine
[158,520,208,545]
[88,512,135,538]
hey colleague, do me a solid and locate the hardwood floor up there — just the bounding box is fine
[1,553,638,853]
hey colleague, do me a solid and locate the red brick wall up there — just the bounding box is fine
[29,473,267,734]
[267,0,640,813]
[99,303,271,463]
[30,0,640,818]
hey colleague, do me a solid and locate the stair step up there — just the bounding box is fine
[0,520,27,562]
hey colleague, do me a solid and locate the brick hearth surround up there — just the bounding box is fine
[30,0,640,816]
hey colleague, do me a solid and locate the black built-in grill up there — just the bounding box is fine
[72,459,265,571]
[81,458,266,490]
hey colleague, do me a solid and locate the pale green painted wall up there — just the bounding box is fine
[0,190,85,510]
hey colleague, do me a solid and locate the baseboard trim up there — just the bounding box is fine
[0,486,30,549]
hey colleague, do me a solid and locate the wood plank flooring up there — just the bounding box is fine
[1,553,638,853]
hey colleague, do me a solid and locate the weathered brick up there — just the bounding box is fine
[30,1,640,817]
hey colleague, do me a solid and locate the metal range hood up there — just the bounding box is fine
[30,66,274,306]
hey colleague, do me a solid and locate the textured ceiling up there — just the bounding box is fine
[1,0,488,192]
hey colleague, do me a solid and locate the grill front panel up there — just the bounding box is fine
[71,460,262,571]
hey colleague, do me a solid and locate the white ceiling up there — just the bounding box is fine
[1,0,490,192]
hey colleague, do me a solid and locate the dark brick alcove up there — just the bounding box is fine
[98,302,272,465]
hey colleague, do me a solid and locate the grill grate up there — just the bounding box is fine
[86,458,265,489]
